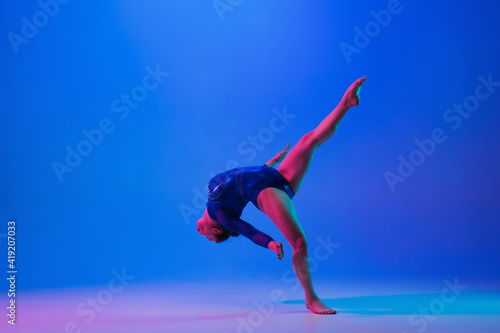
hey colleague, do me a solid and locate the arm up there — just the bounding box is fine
[215,210,274,248]
[215,210,284,259]
[265,143,290,168]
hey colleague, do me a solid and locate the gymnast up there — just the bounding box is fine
[197,77,366,314]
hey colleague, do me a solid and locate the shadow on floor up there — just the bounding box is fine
[281,291,500,315]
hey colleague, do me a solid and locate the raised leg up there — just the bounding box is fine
[256,187,336,315]
[278,77,366,193]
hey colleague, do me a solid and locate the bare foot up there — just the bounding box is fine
[306,298,337,315]
[342,76,366,108]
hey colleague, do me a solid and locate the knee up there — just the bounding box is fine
[300,131,321,149]
[292,235,308,254]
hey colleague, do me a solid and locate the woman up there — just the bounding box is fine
[197,77,366,314]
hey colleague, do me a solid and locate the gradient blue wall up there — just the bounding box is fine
[1,0,499,290]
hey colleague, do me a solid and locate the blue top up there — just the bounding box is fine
[206,165,295,248]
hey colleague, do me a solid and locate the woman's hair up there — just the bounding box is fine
[213,226,239,243]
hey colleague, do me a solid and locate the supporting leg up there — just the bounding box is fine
[257,188,336,314]
[278,77,366,193]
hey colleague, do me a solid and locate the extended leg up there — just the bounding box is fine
[257,188,336,315]
[278,77,365,193]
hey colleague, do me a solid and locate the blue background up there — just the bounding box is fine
[1,0,499,291]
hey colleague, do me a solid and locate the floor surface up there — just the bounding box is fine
[2,278,499,333]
